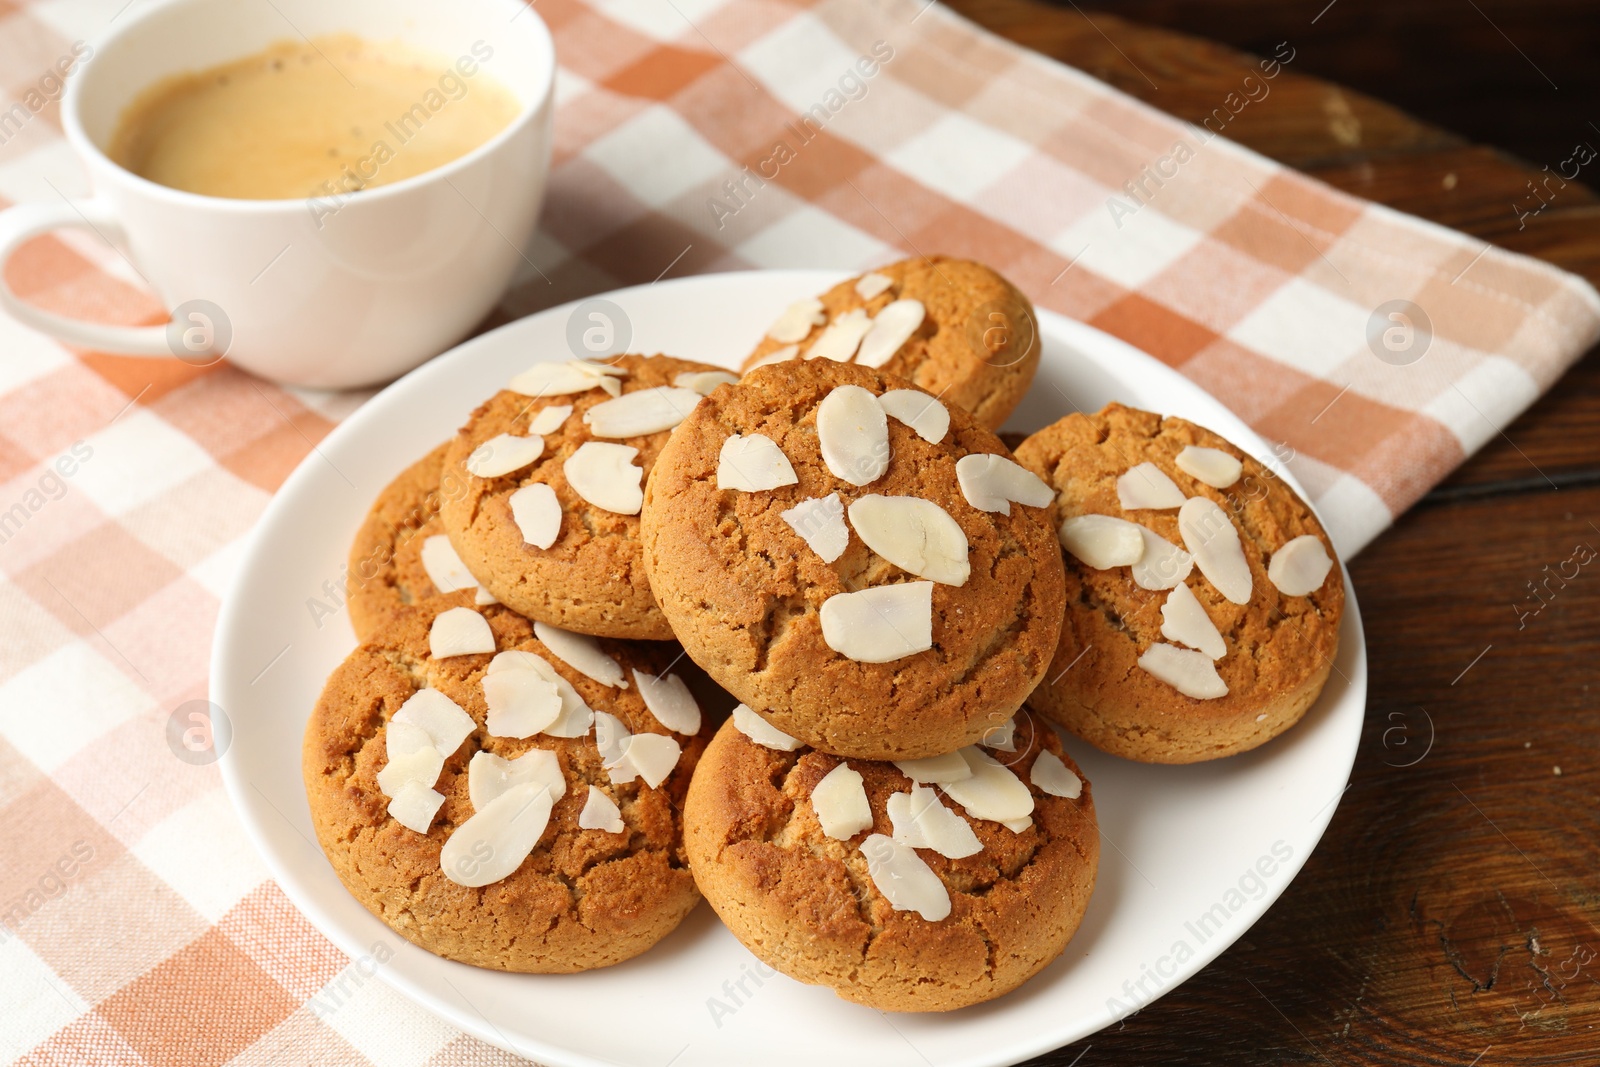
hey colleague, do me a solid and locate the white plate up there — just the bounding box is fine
[213,270,1365,1067]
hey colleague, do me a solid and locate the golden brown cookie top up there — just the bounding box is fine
[303,597,713,964]
[439,353,731,640]
[641,358,1066,761]
[686,707,1097,1007]
[1015,403,1343,724]
[346,442,495,640]
[742,256,1038,429]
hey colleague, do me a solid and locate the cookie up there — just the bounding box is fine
[439,354,736,641]
[303,597,714,972]
[741,256,1038,430]
[345,443,496,640]
[641,358,1066,761]
[1014,403,1344,763]
[684,707,1098,1012]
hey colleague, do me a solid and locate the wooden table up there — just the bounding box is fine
[948,1,1600,1063]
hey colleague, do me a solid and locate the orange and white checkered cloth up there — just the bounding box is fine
[2,0,1595,1064]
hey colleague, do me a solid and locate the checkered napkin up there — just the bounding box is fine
[2,0,1596,1064]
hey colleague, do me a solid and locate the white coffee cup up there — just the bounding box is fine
[0,0,554,388]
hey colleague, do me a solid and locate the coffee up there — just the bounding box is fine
[108,34,520,200]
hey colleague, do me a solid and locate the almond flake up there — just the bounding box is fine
[1178,497,1253,605]
[938,746,1034,823]
[375,736,444,798]
[392,688,475,756]
[563,441,644,514]
[429,607,495,658]
[731,703,803,751]
[474,586,498,605]
[817,385,890,486]
[466,433,544,479]
[1160,582,1226,659]
[388,780,446,834]
[1268,535,1334,596]
[420,534,479,593]
[894,751,972,785]
[819,582,933,663]
[1131,526,1194,591]
[527,405,572,435]
[593,710,682,788]
[618,735,681,789]
[1137,642,1228,699]
[508,361,616,398]
[717,433,798,491]
[534,621,625,688]
[583,386,702,438]
[1001,816,1032,833]
[1116,462,1186,510]
[634,670,701,734]
[572,360,629,385]
[847,494,970,586]
[487,650,593,737]
[861,833,950,921]
[855,272,894,300]
[578,785,625,832]
[482,653,564,737]
[955,454,1053,514]
[811,762,872,840]
[1176,445,1243,488]
[877,390,948,443]
[1031,750,1083,799]
[807,308,873,362]
[1059,514,1145,569]
[440,782,554,886]
[384,719,433,758]
[508,483,561,549]
[781,494,849,562]
[747,344,799,369]
[981,717,1017,752]
[673,370,739,396]
[767,298,825,343]
[467,749,565,811]
[592,710,630,767]
[856,299,924,368]
[888,783,982,858]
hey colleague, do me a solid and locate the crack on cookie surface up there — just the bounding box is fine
[685,713,1099,1010]
[643,359,1066,759]
[304,600,711,972]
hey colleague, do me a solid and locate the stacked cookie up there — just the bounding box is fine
[309,351,737,971]
[642,358,1100,1010]
[302,253,1343,1009]
[303,603,710,972]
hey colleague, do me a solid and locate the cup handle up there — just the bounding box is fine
[0,197,176,357]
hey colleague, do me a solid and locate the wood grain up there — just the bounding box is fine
[1064,0,1599,171]
[941,1,1600,1062]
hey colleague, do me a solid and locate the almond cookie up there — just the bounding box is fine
[684,707,1098,1012]
[640,359,1066,761]
[345,443,498,640]
[741,256,1038,430]
[303,597,714,972]
[440,354,737,641]
[1015,403,1344,763]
